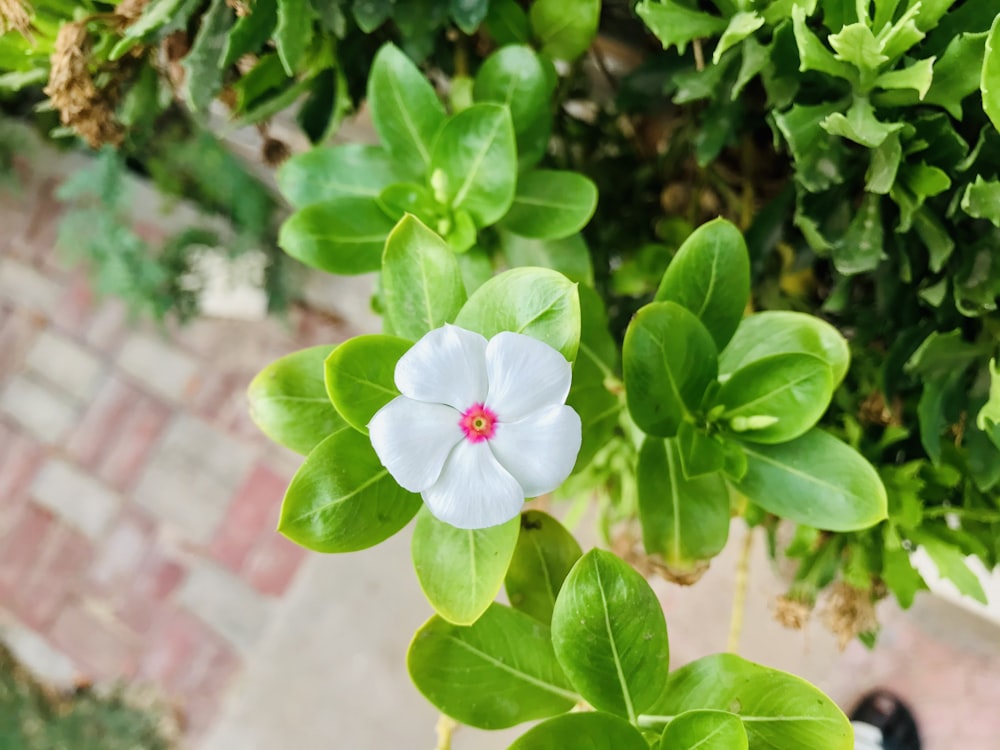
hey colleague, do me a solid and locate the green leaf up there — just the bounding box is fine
[499,170,598,240]
[368,43,447,178]
[913,207,954,272]
[473,45,551,136]
[865,131,901,194]
[772,102,847,193]
[510,712,649,750]
[500,231,594,285]
[882,525,926,609]
[485,0,532,45]
[732,429,888,532]
[454,267,581,361]
[655,218,750,350]
[832,192,885,274]
[637,1,729,55]
[875,57,934,99]
[408,604,578,729]
[676,421,726,479]
[505,511,583,624]
[659,709,748,750]
[352,0,392,31]
[323,334,412,433]
[791,6,856,82]
[381,215,467,340]
[377,182,441,224]
[716,353,834,444]
[412,508,520,625]
[828,23,888,69]
[913,532,988,604]
[451,0,489,33]
[976,358,1000,431]
[181,0,234,112]
[643,654,852,749]
[623,301,719,437]
[222,0,277,67]
[638,438,730,576]
[110,0,201,59]
[923,31,988,118]
[278,429,421,552]
[982,13,1000,132]
[278,197,396,274]
[551,549,670,721]
[719,311,850,387]
[430,103,517,227]
[274,0,314,75]
[277,145,406,208]
[530,0,600,60]
[822,96,902,148]
[961,175,1000,226]
[714,12,765,64]
[248,345,347,455]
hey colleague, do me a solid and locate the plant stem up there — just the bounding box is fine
[727,526,754,653]
[924,507,1000,523]
[435,714,457,750]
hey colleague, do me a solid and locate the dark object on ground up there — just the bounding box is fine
[851,689,922,750]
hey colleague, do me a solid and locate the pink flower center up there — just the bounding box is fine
[459,403,498,443]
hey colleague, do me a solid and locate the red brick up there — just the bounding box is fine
[0,502,54,599]
[50,272,96,337]
[0,306,42,379]
[181,645,240,736]
[88,509,155,594]
[49,602,138,680]
[117,547,187,634]
[139,608,235,694]
[65,376,143,469]
[244,532,307,597]
[209,464,287,574]
[84,298,130,353]
[14,522,92,630]
[96,394,170,491]
[0,424,45,529]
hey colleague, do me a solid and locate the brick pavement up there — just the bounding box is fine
[0,158,351,738]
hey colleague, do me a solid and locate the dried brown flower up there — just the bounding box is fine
[773,594,812,630]
[0,0,32,37]
[114,0,148,24]
[262,137,290,167]
[226,0,250,16]
[821,581,878,650]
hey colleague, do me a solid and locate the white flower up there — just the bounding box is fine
[368,324,582,529]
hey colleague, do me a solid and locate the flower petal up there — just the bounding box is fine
[422,439,525,529]
[489,404,582,497]
[369,396,463,492]
[484,332,572,422]
[394,325,489,410]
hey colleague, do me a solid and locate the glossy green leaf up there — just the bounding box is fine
[455,267,581,361]
[510,712,649,750]
[505,511,583,624]
[829,23,887,69]
[485,0,532,45]
[278,429,421,552]
[638,438,730,576]
[430,103,517,227]
[499,170,598,241]
[530,0,600,60]
[499,231,594,285]
[248,345,347,455]
[323,335,412,433]
[623,301,719,437]
[833,191,885,274]
[637,1,729,55]
[961,176,1000,226]
[659,709,748,750]
[277,145,407,209]
[278,197,396,274]
[643,654,851,749]
[655,218,750,350]
[822,97,903,148]
[923,31,988,117]
[377,183,441,224]
[381,215,466,340]
[866,131,901,194]
[983,14,1000,132]
[732,429,888,531]
[772,102,847,193]
[222,0,277,67]
[473,45,551,136]
[275,0,313,74]
[368,43,447,177]
[719,311,850,387]
[875,57,934,98]
[791,5,856,82]
[408,604,578,729]
[412,508,520,625]
[717,353,834,444]
[676,421,726,479]
[551,549,670,720]
[181,0,233,112]
[714,12,765,64]
[451,0,489,33]
[977,358,1000,431]
[352,0,392,31]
